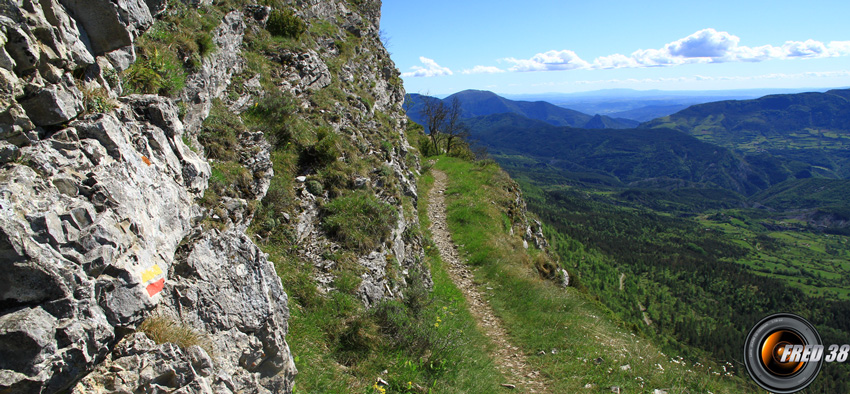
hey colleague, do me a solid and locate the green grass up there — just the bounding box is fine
[321,190,397,253]
[121,2,227,95]
[432,156,751,393]
[267,9,306,39]
[243,153,505,394]
[199,99,246,161]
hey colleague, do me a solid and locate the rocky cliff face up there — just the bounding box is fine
[0,0,421,392]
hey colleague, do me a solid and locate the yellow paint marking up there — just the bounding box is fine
[141,264,163,283]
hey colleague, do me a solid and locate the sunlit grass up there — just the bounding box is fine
[433,156,752,393]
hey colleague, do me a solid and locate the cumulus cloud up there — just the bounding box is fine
[574,70,850,85]
[504,50,591,72]
[829,41,850,56]
[495,29,850,72]
[401,57,453,78]
[666,29,740,58]
[462,65,506,74]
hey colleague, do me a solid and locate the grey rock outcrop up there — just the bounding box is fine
[0,0,158,131]
[73,333,219,394]
[276,50,331,96]
[19,74,84,125]
[0,2,295,392]
[0,94,209,392]
[180,10,245,136]
[2,0,426,391]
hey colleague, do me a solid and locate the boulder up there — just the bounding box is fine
[58,0,153,55]
[19,74,83,126]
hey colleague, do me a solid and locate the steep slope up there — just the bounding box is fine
[424,157,749,393]
[463,113,773,195]
[0,0,429,393]
[643,89,850,178]
[0,2,297,392]
[405,90,637,130]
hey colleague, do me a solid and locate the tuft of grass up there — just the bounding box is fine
[266,9,306,39]
[243,89,297,147]
[199,99,245,161]
[138,315,214,357]
[322,190,396,253]
[122,45,185,96]
[79,82,118,115]
[300,127,340,169]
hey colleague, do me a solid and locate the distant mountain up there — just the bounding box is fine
[404,90,637,130]
[504,88,838,121]
[642,88,850,178]
[462,113,777,195]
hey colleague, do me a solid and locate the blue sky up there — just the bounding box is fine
[380,0,850,95]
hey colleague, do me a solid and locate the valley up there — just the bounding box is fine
[406,87,850,392]
[4,0,849,392]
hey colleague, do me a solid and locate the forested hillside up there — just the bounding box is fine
[644,89,850,178]
[467,87,850,393]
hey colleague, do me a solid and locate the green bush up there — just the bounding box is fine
[123,46,186,96]
[322,190,396,252]
[266,9,306,39]
[306,179,324,195]
[301,128,340,168]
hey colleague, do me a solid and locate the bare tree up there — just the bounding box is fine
[442,97,468,156]
[421,94,447,155]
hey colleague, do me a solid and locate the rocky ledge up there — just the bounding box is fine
[0,0,295,392]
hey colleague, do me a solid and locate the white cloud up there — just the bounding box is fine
[574,70,850,85]
[782,39,829,58]
[401,57,453,78]
[491,29,850,73]
[665,28,740,58]
[828,41,850,56]
[504,50,590,72]
[593,53,639,69]
[462,65,506,74]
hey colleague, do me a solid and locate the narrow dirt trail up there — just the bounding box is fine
[427,169,548,393]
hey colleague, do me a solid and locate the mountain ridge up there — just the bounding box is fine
[462,112,778,195]
[642,88,850,178]
[405,90,639,130]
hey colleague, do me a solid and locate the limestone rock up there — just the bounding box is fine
[72,333,219,394]
[19,74,84,126]
[0,140,20,164]
[58,0,153,55]
[276,50,331,95]
[159,229,297,392]
[180,11,245,136]
[0,94,208,391]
